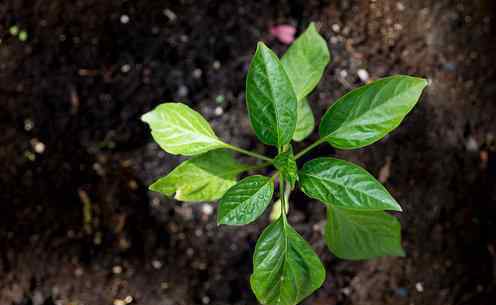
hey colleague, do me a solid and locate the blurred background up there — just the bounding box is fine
[1,0,495,304]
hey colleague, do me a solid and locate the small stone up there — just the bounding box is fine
[212,60,221,69]
[331,24,341,32]
[466,136,479,152]
[178,85,188,97]
[415,282,424,292]
[24,119,34,131]
[120,15,130,24]
[152,260,163,269]
[214,106,223,116]
[163,8,177,22]
[193,68,202,79]
[201,204,213,215]
[112,265,123,274]
[357,69,370,82]
[121,64,131,73]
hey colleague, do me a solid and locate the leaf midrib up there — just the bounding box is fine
[326,80,424,139]
[301,171,396,211]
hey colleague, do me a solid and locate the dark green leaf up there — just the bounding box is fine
[319,75,428,149]
[292,98,315,142]
[273,146,298,188]
[217,175,274,225]
[149,150,249,202]
[141,103,227,156]
[299,157,402,211]
[251,217,326,305]
[246,42,297,147]
[325,206,405,259]
[281,23,330,102]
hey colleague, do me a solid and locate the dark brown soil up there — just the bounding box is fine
[1,0,495,304]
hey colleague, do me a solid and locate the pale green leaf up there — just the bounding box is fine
[325,206,405,259]
[217,175,274,225]
[149,150,249,202]
[246,42,297,147]
[319,75,428,149]
[299,157,402,211]
[292,98,315,142]
[281,22,330,102]
[251,217,326,305]
[141,103,227,156]
[269,198,289,222]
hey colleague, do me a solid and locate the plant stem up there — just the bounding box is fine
[279,177,288,222]
[248,161,272,171]
[225,144,272,162]
[294,138,326,160]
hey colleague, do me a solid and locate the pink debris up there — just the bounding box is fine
[270,24,296,44]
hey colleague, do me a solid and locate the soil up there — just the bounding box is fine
[1,0,496,305]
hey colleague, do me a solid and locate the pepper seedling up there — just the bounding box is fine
[142,23,428,305]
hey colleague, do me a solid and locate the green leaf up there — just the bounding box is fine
[141,103,227,156]
[319,75,428,149]
[149,150,248,202]
[217,175,274,225]
[325,206,405,259]
[299,157,402,211]
[281,22,330,102]
[251,217,326,305]
[246,42,297,147]
[273,146,298,188]
[292,98,315,142]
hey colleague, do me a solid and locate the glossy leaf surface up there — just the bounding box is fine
[251,218,326,305]
[273,147,298,188]
[299,158,402,211]
[281,23,330,102]
[141,103,226,156]
[217,175,274,225]
[246,42,297,147]
[292,98,315,142]
[319,75,428,149]
[149,150,248,202]
[325,206,405,259]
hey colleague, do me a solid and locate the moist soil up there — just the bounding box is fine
[1,0,496,304]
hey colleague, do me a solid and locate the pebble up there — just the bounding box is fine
[415,282,424,292]
[357,69,370,82]
[121,64,131,73]
[120,15,130,24]
[112,265,123,274]
[152,259,163,269]
[178,85,188,97]
[214,106,223,116]
[163,8,177,22]
[201,203,213,215]
[193,68,202,78]
[465,136,479,152]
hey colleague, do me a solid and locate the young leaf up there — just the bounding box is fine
[246,42,297,147]
[299,157,402,211]
[141,103,227,156]
[251,217,326,305]
[269,198,290,222]
[281,22,330,102]
[149,150,248,202]
[273,146,298,188]
[217,175,274,225]
[292,98,315,142]
[319,75,428,149]
[325,206,405,259]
